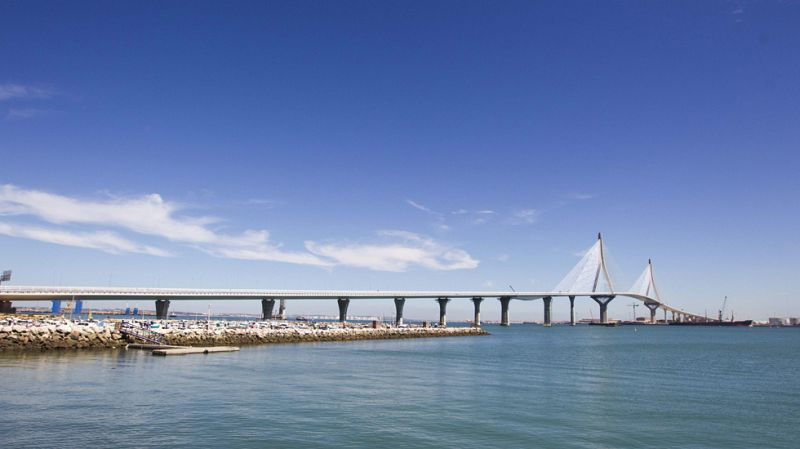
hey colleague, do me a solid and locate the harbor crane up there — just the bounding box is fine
[629,302,639,321]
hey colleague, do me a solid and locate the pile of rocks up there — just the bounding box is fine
[0,321,487,351]
[162,326,488,347]
[0,322,125,351]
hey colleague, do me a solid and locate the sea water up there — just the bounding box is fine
[1,325,798,448]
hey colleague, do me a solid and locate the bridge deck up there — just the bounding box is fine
[0,286,701,318]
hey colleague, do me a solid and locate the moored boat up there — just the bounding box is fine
[588,321,621,327]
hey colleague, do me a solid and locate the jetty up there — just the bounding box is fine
[152,346,239,356]
[0,317,488,352]
[126,342,240,356]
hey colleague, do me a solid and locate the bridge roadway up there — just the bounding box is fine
[0,286,705,325]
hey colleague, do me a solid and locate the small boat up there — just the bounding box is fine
[588,321,621,327]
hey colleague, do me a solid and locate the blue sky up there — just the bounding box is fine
[1,1,798,320]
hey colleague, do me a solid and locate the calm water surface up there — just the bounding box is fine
[1,325,798,448]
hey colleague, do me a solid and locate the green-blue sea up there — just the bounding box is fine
[1,325,798,448]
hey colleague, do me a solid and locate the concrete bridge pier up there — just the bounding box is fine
[569,295,576,326]
[644,302,660,324]
[591,295,615,324]
[671,311,676,322]
[155,299,170,320]
[543,296,553,326]
[437,297,450,327]
[278,299,286,320]
[394,298,405,326]
[0,300,15,314]
[261,299,275,320]
[472,297,483,327]
[337,298,350,323]
[499,296,511,326]
[663,308,668,323]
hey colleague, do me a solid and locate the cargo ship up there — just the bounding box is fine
[669,320,753,327]
[669,296,753,326]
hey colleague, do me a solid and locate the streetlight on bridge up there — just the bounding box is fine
[0,270,13,314]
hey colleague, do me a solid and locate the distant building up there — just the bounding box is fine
[768,317,788,326]
[789,318,799,326]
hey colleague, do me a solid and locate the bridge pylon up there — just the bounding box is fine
[554,233,615,294]
[554,233,616,323]
[594,233,615,293]
[631,259,662,302]
[631,259,665,323]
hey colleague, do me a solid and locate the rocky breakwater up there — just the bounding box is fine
[0,319,488,351]
[163,326,489,347]
[0,321,126,351]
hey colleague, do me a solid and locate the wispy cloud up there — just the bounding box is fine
[305,230,478,272]
[239,198,280,207]
[451,208,495,215]
[509,209,539,225]
[0,184,331,266]
[0,84,53,101]
[202,240,332,267]
[0,185,479,272]
[0,221,170,257]
[450,208,496,225]
[0,185,260,247]
[563,193,596,200]
[406,199,451,232]
[730,1,746,22]
[1,84,56,121]
[5,108,49,120]
[406,199,434,214]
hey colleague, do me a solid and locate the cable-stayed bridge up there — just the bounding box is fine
[0,234,706,325]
